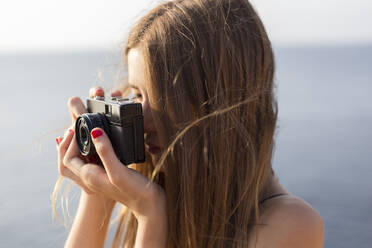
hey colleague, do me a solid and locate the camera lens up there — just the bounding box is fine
[79,125,89,145]
[75,113,109,156]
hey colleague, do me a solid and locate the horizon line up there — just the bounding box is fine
[0,41,371,56]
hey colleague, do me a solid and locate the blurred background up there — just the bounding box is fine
[0,0,371,247]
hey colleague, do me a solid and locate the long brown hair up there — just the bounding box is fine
[113,0,278,247]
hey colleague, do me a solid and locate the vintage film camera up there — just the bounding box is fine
[75,95,145,165]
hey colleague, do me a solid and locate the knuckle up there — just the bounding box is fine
[58,164,68,177]
[108,173,121,186]
[84,189,94,195]
[62,157,71,169]
[95,143,109,154]
[90,86,104,97]
[81,166,97,188]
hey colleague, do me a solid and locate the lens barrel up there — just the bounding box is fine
[75,113,109,156]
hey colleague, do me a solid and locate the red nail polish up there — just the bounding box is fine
[91,129,103,139]
[56,138,60,145]
[69,128,74,134]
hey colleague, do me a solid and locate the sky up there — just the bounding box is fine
[0,0,371,52]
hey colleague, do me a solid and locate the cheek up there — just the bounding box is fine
[142,101,151,120]
[142,91,156,120]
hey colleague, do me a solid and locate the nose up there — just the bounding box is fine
[141,98,156,134]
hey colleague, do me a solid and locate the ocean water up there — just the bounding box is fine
[0,45,371,247]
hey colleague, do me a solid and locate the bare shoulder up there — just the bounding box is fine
[249,195,324,248]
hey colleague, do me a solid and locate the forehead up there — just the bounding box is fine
[127,49,147,90]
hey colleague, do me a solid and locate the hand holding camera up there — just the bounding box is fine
[56,86,166,222]
[75,92,145,166]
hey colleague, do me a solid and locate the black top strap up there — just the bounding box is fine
[259,193,288,205]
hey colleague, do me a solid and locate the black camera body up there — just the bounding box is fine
[75,96,145,166]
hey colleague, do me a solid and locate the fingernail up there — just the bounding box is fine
[69,128,74,134]
[91,129,103,139]
[56,138,60,145]
[96,88,104,97]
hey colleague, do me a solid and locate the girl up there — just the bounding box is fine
[55,0,324,247]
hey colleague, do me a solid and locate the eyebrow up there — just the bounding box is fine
[128,83,140,90]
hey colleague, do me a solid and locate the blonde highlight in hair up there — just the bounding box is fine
[122,0,277,247]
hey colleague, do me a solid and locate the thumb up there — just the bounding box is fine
[90,128,122,178]
[90,128,146,195]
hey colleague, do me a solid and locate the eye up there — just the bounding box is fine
[132,92,142,100]
[129,91,142,101]
[135,93,142,98]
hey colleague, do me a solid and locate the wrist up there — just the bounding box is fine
[80,191,116,212]
[135,188,167,222]
[134,190,168,248]
[65,191,116,248]
[135,212,168,248]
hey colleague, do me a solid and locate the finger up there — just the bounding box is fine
[56,136,63,151]
[58,129,76,174]
[59,129,74,153]
[90,128,150,195]
[67,97,87,123]
[64,128,150,206]
[60,166,95,195]
[63,130,86,176]
[89,86,105,98]
[62,147,118,197]
[63,129,108,192]
[90,128,121,180]
[56,136,63,146]
[57,130,94,194]
[111,89,122,97]
[78,163,119,196]
[60,131,98,194]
